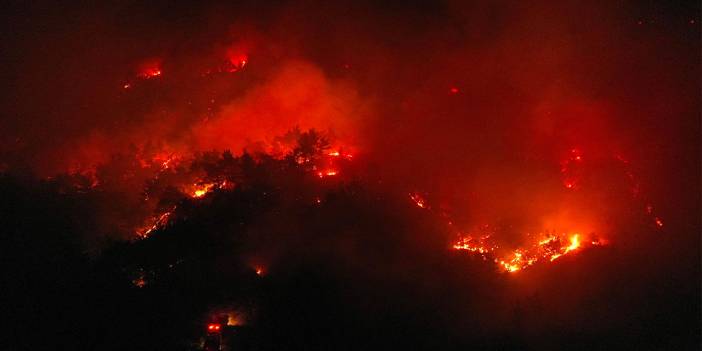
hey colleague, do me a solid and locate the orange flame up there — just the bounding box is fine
[454,231,595,273]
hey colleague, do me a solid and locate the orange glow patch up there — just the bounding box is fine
[224,52,248,73]
[317,170,338,178]
[138,67,162,79]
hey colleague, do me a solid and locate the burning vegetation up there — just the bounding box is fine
[0,1,699,350]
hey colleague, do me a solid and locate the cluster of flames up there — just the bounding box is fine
[410,189,604,273]
[407,147,664,273]
[452,229,603,273]
[122,50,248,90]
[134,148,350,239]
[315,150,352,178]
[109,51,664,276]
[135,144,663,275]
[112,49,357,240]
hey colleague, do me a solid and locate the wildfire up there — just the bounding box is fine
[453,231,594,273]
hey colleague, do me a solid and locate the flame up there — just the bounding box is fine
[138,67,162,79]
[454,231,595,273]
[189,180,234,198]
[192,183,215,198]
[317,169,338,178]
[127,143,352,239]
[137,58,163,79]
[565,234,580,252]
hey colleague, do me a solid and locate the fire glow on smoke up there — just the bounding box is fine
[31,31,668,276]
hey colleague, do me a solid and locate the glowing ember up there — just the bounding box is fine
[137,207,176,237]
[138,66,162,79]
[615,156,665,229]
[255,266,264,276]
[132,273,147,288]
[560,148,583,190]
[452,236,494,253]
[326,149,353,159]
[409,192,428,209]
[317,170,338,178]
[154,154,178,170]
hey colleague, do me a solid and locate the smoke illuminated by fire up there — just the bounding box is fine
[2,1,687,286]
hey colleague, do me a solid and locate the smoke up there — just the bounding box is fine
[193,60,367,153]
[0,0,698,349]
